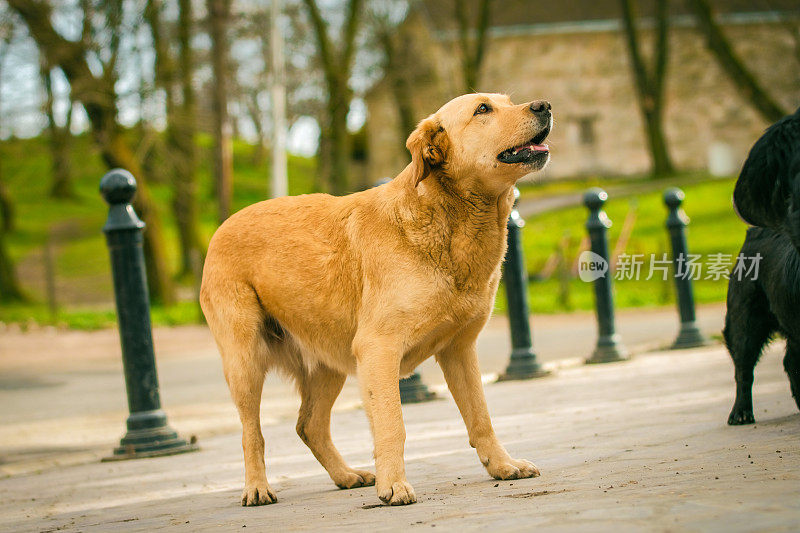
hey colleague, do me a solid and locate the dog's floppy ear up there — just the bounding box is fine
[733,112,799,227]
[406,115,449,187]
[733,138,787,227]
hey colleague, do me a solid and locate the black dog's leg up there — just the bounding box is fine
[724,280,775,425]
[784,341,800,412]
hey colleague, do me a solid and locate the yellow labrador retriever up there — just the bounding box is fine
[200,93,553,506]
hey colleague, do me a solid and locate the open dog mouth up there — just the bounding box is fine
[497,125,550,164]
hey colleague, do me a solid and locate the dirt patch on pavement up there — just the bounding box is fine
[504,489,569,498]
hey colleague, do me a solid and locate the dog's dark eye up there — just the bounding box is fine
[474,103,491,116]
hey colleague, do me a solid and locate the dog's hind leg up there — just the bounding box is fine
[724,280,776,425]
[784,340,800,412]
[296,365,376,489]
[203,283,276,506]
[226,349,276,506]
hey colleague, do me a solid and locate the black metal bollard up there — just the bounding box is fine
[664,188,707,349]
[499,187,549,381]
[100,169,197,460]
[583,188,628,364]
[399,372,437,403]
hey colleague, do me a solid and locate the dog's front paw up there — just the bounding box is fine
[377,480,417,505]
[241,482,277,506]
[333,468,376,489]
[486,457,540,480]
[728,406,755,425]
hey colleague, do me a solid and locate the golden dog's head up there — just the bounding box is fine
[406,93,552,195]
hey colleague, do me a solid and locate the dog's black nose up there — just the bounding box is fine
[529,100,552,115]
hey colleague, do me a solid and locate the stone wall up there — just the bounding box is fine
[365,19,800,182]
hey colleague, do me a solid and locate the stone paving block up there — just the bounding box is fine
[0,345,798,531]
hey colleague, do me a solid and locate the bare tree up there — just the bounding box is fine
[620,0,674,177]
[174,0,204,271]
[0,161,22,302]
[454,0,492,92]
[147,0,204,277]
[207,0,234,222]
[9,0,176,304]
[0,28,23,302]
[0,28,14,234]
[303,0,363,195]
[0,222,24,303]
[234,3,313,170]
[368,3,416,153]
[685,0,788,123]
[40,62,74,199]
[785,19,800,66]
[0,170,12,234]
[230,8,270,167]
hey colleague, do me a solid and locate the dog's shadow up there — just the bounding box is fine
[748,412,800,426]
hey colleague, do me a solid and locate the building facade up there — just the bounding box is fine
[365,1,800,181]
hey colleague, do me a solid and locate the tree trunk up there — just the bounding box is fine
[171,0,203,276]
[455,0,492,92]
[104,133,176,305]
[620,0,675,177]
[0,101,23,302]
[208,0,234,222]
[148,0,203,277]
[377,27,416,155]
[644,109,672,177]
[0,164,23,302]
[0,188,12,234]
[0,10,28,301]
[302,0,363,196]
[0,156,13,234]
[327,79,352,195]
[41,66,74,199]
[0,233,25,303]
[0,34,13,234]
[245,92,267,167]
[316,131,331,193]
[685,0,787,123]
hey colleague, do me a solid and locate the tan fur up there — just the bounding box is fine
[200,93,552,506]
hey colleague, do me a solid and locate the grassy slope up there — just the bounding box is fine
[500,176,745,314]
[1,133,744,328]
[1,134,317,328]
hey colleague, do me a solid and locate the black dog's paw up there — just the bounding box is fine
[787,374,800,412]
[728,407,755,425]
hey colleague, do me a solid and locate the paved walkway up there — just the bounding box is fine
[1,342,798,531]
[0,304,725,477]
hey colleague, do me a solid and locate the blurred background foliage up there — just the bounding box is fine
[0,0,797,328]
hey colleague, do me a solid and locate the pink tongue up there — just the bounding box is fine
[512,142,549,154]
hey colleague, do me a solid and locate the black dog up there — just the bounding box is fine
[725,106,800,425]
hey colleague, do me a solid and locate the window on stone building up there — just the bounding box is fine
[577,116,596,146]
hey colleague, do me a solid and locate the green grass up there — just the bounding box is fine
[1,301,203,330]
[1,132,742,328]
[517,174,633,199]
[0,133,317,328]
[510,175,744,314]
[516,169,721,200]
